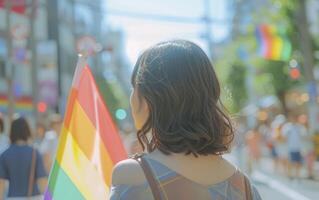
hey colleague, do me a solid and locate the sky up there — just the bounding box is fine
[104,0,232,64]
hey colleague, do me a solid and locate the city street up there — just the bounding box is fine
[224,152,319,200]
[253,170,319,200]
[1,0,319,199]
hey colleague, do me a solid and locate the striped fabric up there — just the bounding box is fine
[110,157,262,200]
[0,96,33,114]
[45,56,127,200]
[255,24,291,61]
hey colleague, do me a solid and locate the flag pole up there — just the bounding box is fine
[72,53,89,88]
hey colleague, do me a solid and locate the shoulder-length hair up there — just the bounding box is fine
[10,116,31,144]
[131,40,234,156]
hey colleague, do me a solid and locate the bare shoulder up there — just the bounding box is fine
[111,158,146,186]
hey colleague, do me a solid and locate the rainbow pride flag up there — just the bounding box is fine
[45,55,127,199]
[0,95,33,114]
[255,24,291,61]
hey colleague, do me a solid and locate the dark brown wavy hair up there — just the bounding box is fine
[131,40,234,156]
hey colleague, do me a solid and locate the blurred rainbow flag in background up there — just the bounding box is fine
[44,55,127,199]
[255,24,291,61]
[0,96,33,114]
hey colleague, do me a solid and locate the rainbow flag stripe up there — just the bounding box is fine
[255,24,291,61]
[0,96,33,113]
[45,56,127,199]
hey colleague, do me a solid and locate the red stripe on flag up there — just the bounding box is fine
[76,66,127,163]
[260,25,273,59]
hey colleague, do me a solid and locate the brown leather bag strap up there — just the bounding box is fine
[28,149,37,197]
[243,174,253,200]
[133,154,162,200]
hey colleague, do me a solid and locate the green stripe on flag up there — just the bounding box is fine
[48,161,85,200]
[281,37,292,61]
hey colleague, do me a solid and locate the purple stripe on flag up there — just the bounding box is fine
[44,189,53,200]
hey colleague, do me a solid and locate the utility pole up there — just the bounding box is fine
[5,0,15,123]
[204,0,213,60]
[296,0,318,134]
[30,0,38,122]
[47,0,61,113]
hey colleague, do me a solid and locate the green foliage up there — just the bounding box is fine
[225,62,248,112]
[217,0,308,114]
[270,61,296,91]
[95,75,130,123]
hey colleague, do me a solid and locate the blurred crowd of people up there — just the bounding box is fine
[0,112,62,200]
[0,109,318,199]
[244,113,317,181]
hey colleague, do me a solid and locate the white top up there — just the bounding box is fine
[282,122,306,152]
[0,134,9,155]
[39,130,59,160]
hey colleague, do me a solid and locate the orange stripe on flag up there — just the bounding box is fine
[64,88,78,128]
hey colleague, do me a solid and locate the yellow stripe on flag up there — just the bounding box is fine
[68,99,96,160]
[271,36,283,60]
[56,128,109,199]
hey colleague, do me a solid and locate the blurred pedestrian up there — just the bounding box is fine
[258,121,275,159]
[0,116,47,200]
[39,114,62,173]
[0,113,9,155]
[258,120,271,141]
[271,115,289,175]
[282,114,305,180]
[298,115,316,180]
[110,40,261,199]
[261,121,279,172]
[246,126,262,174]
[33,122,46,149]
